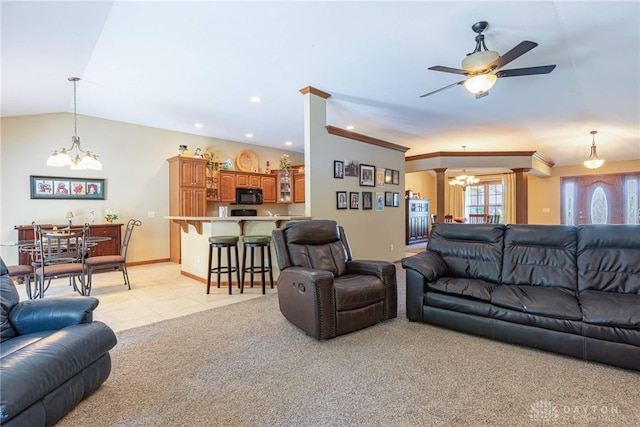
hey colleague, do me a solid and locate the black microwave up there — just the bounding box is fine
[236,188,263,205]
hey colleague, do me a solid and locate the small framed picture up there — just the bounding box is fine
[393,192,400,207]
[362,191,373,210]
[333,160,344,179]
[349,192,359,209]
[344,160,359,177]
[392,170,400,185]
[336,191,348,209]
[375,192,384,211]
[384,169,393,184]
[385,191,393,206]
[376,168,386,187]
[359,164,375,187]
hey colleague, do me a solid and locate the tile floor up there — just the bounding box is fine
[15,248,421,333]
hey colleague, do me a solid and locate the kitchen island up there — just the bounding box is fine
[165,215,311,283]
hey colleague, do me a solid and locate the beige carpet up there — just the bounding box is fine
[58,274,639,426]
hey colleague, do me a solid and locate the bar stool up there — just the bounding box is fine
[241,235,273,294]
[206,235,241,295]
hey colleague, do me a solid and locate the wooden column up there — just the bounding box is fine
[511,168,530,224]
[434,168,448,222]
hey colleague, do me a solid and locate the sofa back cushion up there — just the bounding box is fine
[1,258,20,342]
[280,220,348,276]
[502,225,578,290]
[577,224,640,294]
[427,224,505,283]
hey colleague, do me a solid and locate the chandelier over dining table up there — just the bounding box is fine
[46,77,102,170]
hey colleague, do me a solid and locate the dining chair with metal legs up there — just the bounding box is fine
[84,219,142,295]
[32,223,88,298]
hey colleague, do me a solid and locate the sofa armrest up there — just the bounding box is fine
[401,250,448,282]
[402,251,448,322]
[347,260,397,320]
[277,267,336,339]
[9,297,99,336]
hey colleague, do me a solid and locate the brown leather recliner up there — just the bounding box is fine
[272,220,397,340]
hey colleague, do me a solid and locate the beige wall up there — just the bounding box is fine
[528,159,640,224]
[407,159,640,225]
[304,92,407,262]
[0,113,303,265]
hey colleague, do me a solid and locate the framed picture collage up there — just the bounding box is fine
[333,160,400,211]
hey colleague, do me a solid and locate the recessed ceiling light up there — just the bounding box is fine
[285,141,292,146]
[245,133,254,138]
[346,125,355,130]
[194,123,204,128]
[249,96,261,103]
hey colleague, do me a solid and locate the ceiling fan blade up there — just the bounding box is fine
[496,65,556,77]
[485,40,538,71]
[419,81,465,98]
[428,65,469,76]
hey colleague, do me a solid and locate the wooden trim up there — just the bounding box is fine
[299,86,332,99]
[325,125,410,153]
[405,150,554,168]
[181,270,207,284]
[127,258,171,267]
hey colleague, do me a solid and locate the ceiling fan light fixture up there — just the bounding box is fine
[462,50,499,72]
[463,74,497,94]
[583,130,604,169]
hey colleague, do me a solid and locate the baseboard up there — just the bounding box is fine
[127,258,170,267]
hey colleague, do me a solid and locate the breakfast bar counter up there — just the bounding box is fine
[165,215,311,282]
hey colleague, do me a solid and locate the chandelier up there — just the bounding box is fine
[583,130,604,170]
[449,169,479,191]
[46,77,102,170]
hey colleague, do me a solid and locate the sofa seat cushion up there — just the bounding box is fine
[426,292,492,318]
[333,274,385,312]
[491,285,582,320]
[491,306,583,334]
[580,290,640,328]
[428,277,497,302]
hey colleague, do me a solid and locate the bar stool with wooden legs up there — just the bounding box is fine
[241,235,273,294]
[206,235,241,295]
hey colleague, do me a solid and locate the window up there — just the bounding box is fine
[465,181,503,220]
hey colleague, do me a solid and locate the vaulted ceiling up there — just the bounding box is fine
[2,1,639,170]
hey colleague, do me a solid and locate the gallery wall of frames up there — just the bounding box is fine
[333,160,400,211]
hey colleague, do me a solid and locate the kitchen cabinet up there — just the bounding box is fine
[406,198,430,245]
[276,171,292,203]
[14,223,122,266]
[168,156,208,262]
[261,175,277,203]
[293,172,305,203]
[219,171,237,202]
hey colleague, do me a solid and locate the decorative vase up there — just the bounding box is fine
[106,218,113,223]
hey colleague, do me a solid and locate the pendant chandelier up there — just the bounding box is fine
[449,169,479,191]
[583,130,604,170]
[46,77,102,170]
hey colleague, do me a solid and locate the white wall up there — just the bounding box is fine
[0,113,303,265]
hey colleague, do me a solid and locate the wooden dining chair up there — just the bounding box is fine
[468,214,486,223]
[444,214,454,223]
[84,219,142,295]
[32,223,88,298]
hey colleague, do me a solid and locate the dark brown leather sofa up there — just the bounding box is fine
[272,220,397,340]
[402,223,640,371]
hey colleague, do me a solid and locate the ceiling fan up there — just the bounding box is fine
[420,21,556,99]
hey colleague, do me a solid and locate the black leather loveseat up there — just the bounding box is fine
[0,257,117,426]
[402,223,640,371]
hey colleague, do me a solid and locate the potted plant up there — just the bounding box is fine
[105,210,118,223]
